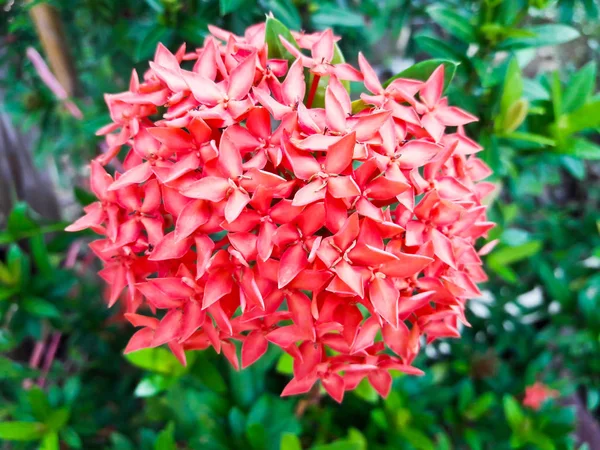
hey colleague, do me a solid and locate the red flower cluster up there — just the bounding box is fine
[68,21,495,402]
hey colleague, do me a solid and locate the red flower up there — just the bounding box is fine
[69,20,495,403]
[523,382,559,410]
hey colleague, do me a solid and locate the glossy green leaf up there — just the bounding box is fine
[0,356,35,379]
[488,241,542,267]
[124,348,191,376]
[0,421,46,441]
[500,58,523,116]
[402,429,435,450]
[557,100,600,135]
[350,99,368,114]
[498,24,580,49]
[7,202,39,236]
[503,131,555,146]
[61,428,82,449]
[353,379,379,403]
[144,0,164,13]
[262,0,301,29]
[426,5,476,42]
[28,387,51,421]
[265,16,299,62]
[190,354,227,393]
[280,433,302,450]
[40,432,59,450]
[311,5,364,28]
[22,297,61,318]
[154,422,176,450]
[384,59,458,91]
[414,35,466,63]
[134,374,177,397]
[30,234,52,277]
[503,395,525,429]
[465,393,496,420]
[312,441,363,450]
[526,432,555,450]
[276,352,294,375]
[46,408,70,431]
[219,0,245,15]
[558,138,600,160]
[563,62,597,113]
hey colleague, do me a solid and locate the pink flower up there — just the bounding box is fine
[523,382,559,410]
[68,21,495,403]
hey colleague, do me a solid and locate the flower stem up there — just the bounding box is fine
[306,75,321,109]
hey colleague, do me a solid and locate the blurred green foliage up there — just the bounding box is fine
[1,0,599,449]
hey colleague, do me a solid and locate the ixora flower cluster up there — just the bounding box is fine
[68,19,495,402]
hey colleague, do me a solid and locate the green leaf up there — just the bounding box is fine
[144,0,165,13]
[40,432,59,450]
[190,354,227,393]
[312,441,363,450]
[353,379,379,403]
[503,395,525,430]
[22,297,61,319]
[110,432,135,450]
[46,408,70,431]
[401,429,435,450]
[550,71,562,121]
[265,15,299,62]
[262,0,301,29]
[563,62,597,113]
[488,241,542,267]
[0,421,46,440]
[558,138,600,160]
[229,407,246,437]
[500,58,523,116]
[135,26,172,62]
[384,59,458,91]
[7,202,39,236]
[311,6,364,28]
[523,78,550,101]
[526,431,555,450]
[414,35,466,63]
[557,100,600,135]
[219,0,245,15]
[61,428,82,449]
[498,24,580,49]
[28,387,51,421]
[134,374,177,397]
[246,422,267,450]
[0,356,35,379]
[350,99,367,114]
[465,393,496,420]
[30,234,52,277]
[124,347,192,376]
[7,244,26,284]
[63,377,81,405]
[426,5,476,42]
[503,131,555,146]
[280,433,302,450]
[276,352,294,375]
[562,154,586,178]
[154,422,176,450]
